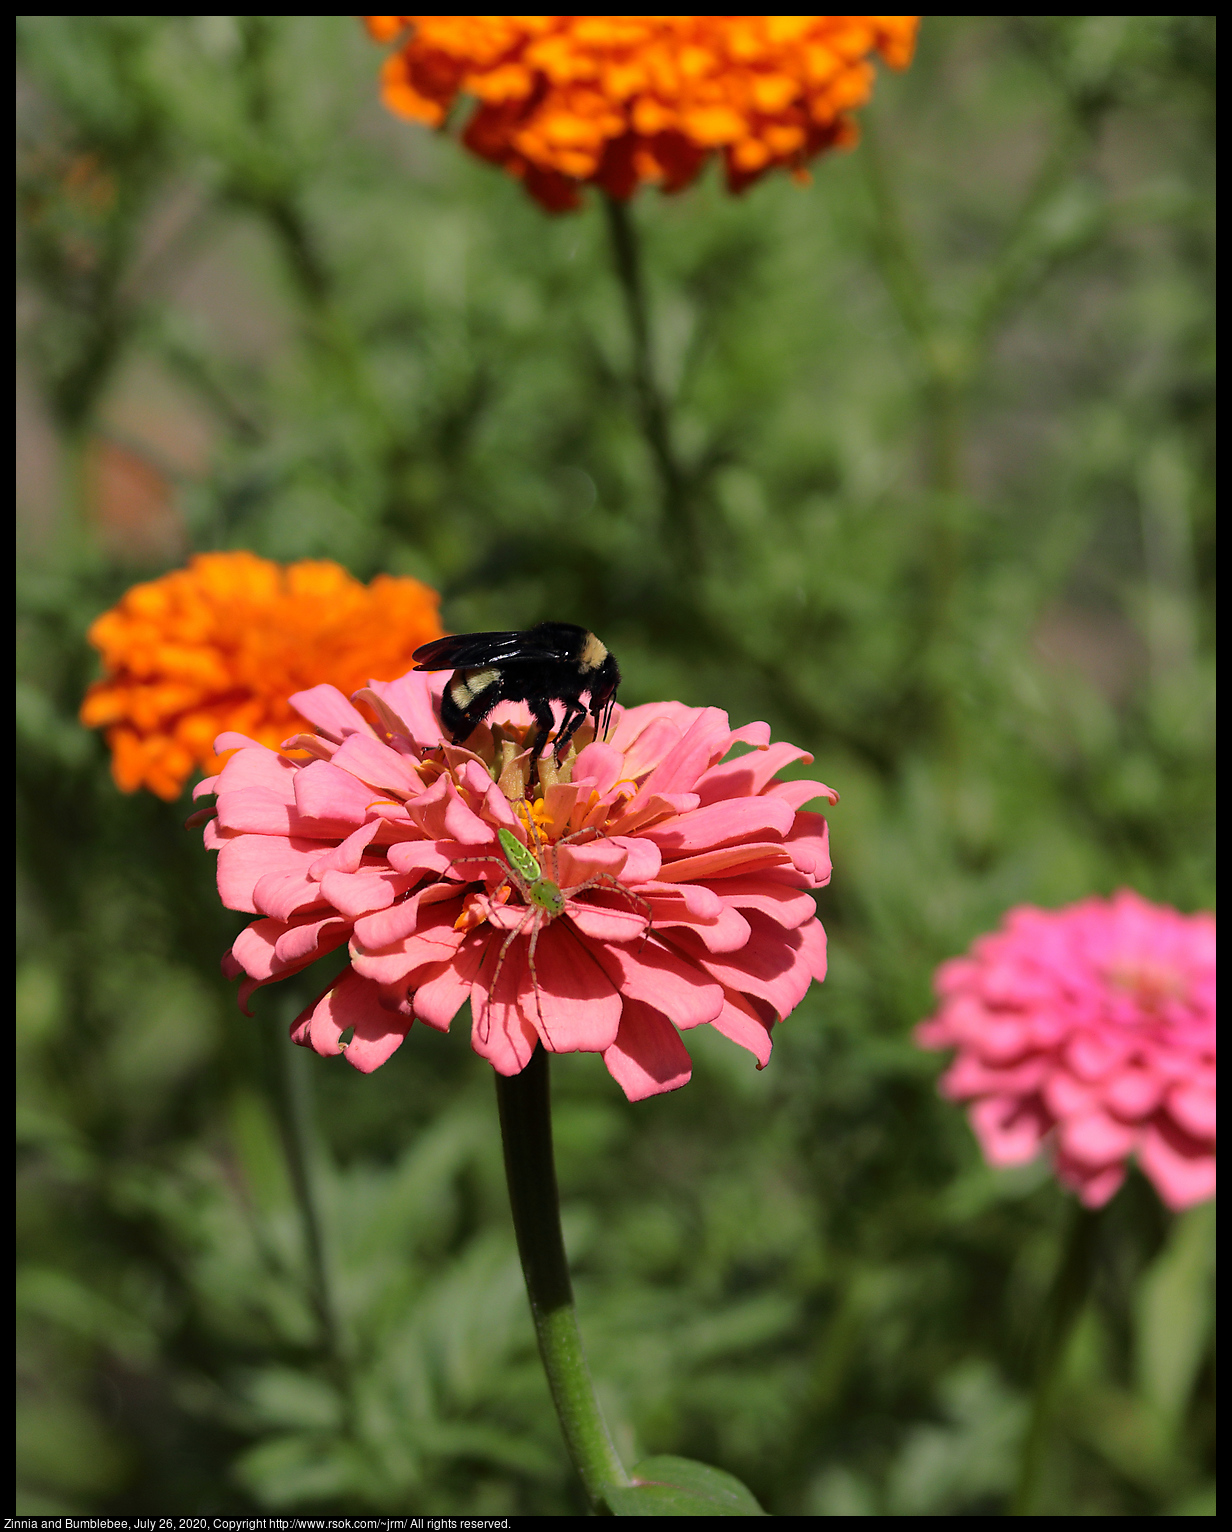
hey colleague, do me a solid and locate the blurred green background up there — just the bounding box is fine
[16,15,1215,1516]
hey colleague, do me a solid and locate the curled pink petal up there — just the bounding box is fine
[365,671,449,751]
[709,988,774,1067]
[339,980,415,1072]
[317,867,410,918]
[308,820,383,877]
[288,684,377,744]
[292,965,405,1065]
[918,891,1215,1209]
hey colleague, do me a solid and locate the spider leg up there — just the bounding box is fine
[447,852,514,883]
[524,910,555,1050]
[482,904,535,1044]
[563,872,653,949]
[547,823,603,857]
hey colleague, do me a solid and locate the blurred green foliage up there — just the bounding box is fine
[17,15,1214,1516]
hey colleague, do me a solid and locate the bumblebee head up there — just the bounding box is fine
[587,653,621,739]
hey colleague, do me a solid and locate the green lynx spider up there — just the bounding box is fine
[452,820,651,1045]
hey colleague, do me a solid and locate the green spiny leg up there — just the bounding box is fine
[542,830,652,947]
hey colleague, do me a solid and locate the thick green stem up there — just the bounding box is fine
[496,1046,630,1513]
[601,193,697,573]
[1011,1200,1101,1514]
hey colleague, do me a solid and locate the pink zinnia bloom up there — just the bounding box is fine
[916,892,1216,1210]
[195,672,834,1100]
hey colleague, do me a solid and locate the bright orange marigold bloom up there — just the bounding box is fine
[364,16,920,211]
[80,552,444,801]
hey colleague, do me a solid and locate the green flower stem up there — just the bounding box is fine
[601,193,697,573]
[1011,1199,1101,1515]
[496,1045,631,1513]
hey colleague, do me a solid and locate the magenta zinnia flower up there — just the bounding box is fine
[196,672,833,1099]
[917,892,1216,1210]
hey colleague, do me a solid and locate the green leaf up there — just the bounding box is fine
[1135,1201,1216,1432]
[607,1456,766,1516]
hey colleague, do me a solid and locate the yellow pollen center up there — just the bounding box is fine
[518,796,554,840]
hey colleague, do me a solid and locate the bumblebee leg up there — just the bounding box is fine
[527,697,556,761]
[448,692,500,746]
[553,699,589,761]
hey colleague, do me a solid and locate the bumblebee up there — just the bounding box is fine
[411,621,621,761]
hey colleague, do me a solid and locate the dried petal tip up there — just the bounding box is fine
[365,16,920,210]
[917,892,1216,1210]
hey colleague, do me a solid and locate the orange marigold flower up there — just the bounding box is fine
[80,552,444,801]
[364,15,919,210]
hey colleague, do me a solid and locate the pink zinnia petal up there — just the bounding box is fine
[516,921,622,1053]
[1057,1110,1139,1168]
[706,875,818,930]
[288,684,377,744]
[602,1000,693,1100]
[216,785,297,836]
[217,833,329,915]
[330,733,425,798]
[709,988,774,1067]
[1139,1119,1218,1210]
[412,934,489,1031]
[677,913,823,1019]
[365,671,449,751]
[566,896,650,945]
[471,939,540,1076]
[640,796,795,853]
[589,937,724,1029]
[693,739,813,804]
[970,1096,1049,1167]
[293,759,379,830]
[1167,1080,1216,1140]
[291,965,407,1066]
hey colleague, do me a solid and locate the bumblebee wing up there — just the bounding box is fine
[411,631,527,670]
[412,623,587,671]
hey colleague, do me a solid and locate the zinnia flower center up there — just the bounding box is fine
[1107,961,1186,1014]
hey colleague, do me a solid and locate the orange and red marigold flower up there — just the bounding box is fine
[80,552,444,801]
[364,15,920,210]
[195,673,834,1099]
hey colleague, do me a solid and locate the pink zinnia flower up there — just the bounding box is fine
[195,672,834,1100]
[916,892,1216,1210]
